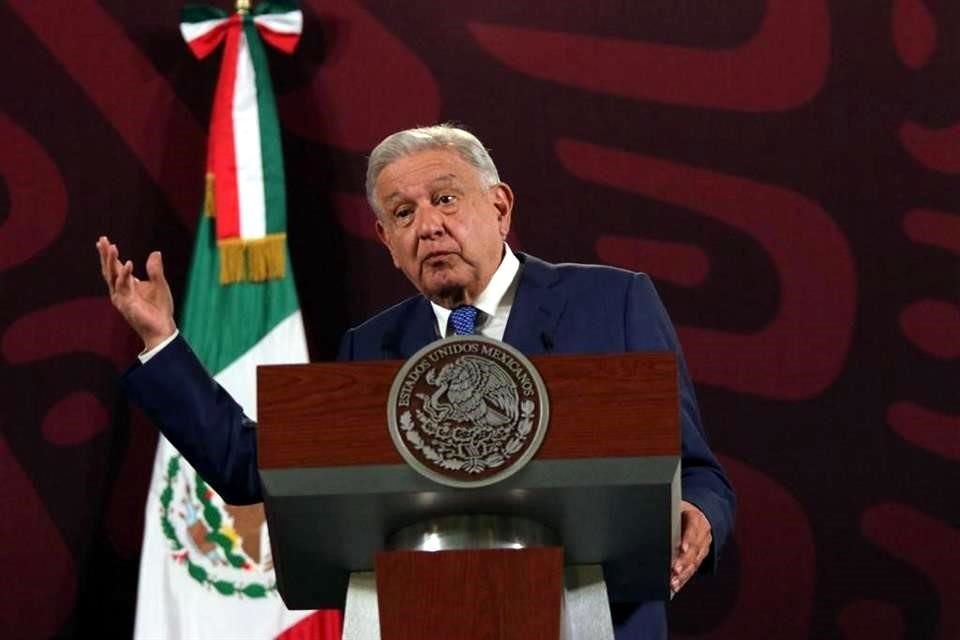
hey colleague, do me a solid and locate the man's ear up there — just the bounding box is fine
[375,219,388,246]
[491,182,514,239]
[375,219,401,268]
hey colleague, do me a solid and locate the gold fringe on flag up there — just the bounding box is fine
[218,238,246,284]
[203,173,216,218]
[247,233,287,282]
[217,233,287,284]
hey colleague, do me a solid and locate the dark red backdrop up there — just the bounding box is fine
[1,1,957,638]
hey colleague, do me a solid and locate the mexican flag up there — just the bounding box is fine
[134,3,340,638]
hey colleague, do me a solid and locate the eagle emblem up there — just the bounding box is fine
[388,336,549,487]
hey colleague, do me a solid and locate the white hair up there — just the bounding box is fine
[365,124,500,217]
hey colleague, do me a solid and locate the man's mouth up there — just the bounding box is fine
[422,251,456,267]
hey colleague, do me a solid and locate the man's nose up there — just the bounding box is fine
[416,204,446,239]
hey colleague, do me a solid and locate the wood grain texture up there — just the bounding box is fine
[258,352,678,469]
[375,548,563,640]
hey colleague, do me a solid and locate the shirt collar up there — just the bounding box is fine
[430,244,520,335]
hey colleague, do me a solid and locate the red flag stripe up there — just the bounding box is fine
[207,16,242,239]
[185,21,231,59]
[273,610,342,640]
[256,26,300,54]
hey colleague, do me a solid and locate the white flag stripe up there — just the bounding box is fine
[180,18,229,44]
[134,437,317,639]
[133,312,311,640]
[253,11,304,35]
[213,310,309,420]
[232,30,267,240]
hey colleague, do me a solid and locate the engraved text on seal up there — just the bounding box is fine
[387,336,550,488]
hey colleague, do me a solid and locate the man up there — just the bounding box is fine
[98,124,735,639]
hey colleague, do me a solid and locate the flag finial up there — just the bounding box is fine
[236,0,252,15]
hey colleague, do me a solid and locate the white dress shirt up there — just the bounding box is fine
[138,329,179,363]
[430,244,520,341]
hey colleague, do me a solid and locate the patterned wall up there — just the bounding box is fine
[1,1,957,638]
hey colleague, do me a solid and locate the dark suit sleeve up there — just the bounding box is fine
[337,328,355,361]
[121,326,360,506]
[121,335,262,505]
[624,274,736,573]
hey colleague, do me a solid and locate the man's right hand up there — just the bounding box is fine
[97,236,177,352]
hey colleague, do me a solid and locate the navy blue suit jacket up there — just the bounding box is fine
[123,252,735,640]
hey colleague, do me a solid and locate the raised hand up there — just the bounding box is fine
[670,500,713,596]
[97,236,177,351]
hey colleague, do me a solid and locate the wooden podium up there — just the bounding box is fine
[257,353,680,639]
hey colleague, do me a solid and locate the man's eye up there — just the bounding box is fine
[436,194,457,205]
[394,208,414,225]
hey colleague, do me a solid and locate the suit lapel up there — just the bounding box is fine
[390,253,565,358]
[396,297,440,359]
[503,253,566,355]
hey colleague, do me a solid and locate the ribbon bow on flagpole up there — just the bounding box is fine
[180,1,303,284]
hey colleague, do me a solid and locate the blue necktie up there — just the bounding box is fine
[449,305,479,336]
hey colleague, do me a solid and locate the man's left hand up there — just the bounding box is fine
[671,500,712,596]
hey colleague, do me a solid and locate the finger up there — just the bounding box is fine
[108,243,124,278]
[671,569,687,593]
[672,565,696,594]
[146,251,166,285]
[97,237,117,293]
[115,260,135,296]
[107,246,127,295]
[672,533,710,577]
[672,547,697,578]
[671,548,704,591]
[111,245,126,277]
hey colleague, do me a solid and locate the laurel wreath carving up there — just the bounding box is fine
[160,454,275,598]
[400,398,536,474]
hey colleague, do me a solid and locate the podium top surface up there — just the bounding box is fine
[258,352,678,469]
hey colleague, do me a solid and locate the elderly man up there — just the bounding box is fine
[98,124,734,640]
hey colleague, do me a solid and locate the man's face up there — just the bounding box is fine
[374,148,514,307]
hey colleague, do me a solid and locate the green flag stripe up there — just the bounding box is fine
[179,215,300,375]
[253,2,300,17]
[243,17,286,235]
[181,5,227,24]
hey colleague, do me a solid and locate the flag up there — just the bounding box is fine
[134,2,341,637]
